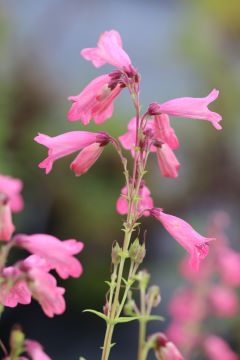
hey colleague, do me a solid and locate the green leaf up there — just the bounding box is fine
[114,316,140,324]
[83,309,108,322]
[114,315,164,325]
[138,315,164,322]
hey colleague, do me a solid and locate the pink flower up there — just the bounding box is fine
[0,195,15,241]
[151,209,215,270]
[67,74,123,124]
[0,174,24,212]
[156,143,180,178]
[116,182,153,216]
[28,267,65,317]
[208,285,239,317]
[15,234,84,279]
[26,340,51,360]
[148,89,222,130]
[154,333,184,360]
[34,131,110,174]
[169,288,206,322]
[0,266,31,307]
[81,30,132,70]
[203,335,238,360]
[217,248,240,287]
[70,142,105,176]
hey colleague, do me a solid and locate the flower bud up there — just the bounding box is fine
[129,239,146,265]
[10,326,25,356]
[111,242,122,265]
[148,102,161,116]
[136,270,150,290]
[124,299,136,316]
[146,285,161,308]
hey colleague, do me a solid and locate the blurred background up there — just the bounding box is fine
[0,0,240,359]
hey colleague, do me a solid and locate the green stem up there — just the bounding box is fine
[101,229,132,360]
[138,285,147,360]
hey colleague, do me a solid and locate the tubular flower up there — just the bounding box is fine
[15,234,84,279]
[25,340,52,360]
[0,174,24,212]
[0,194,15,241]
[34,131,110,174]
[67,74,124,124]
[203,335,238,360]
[70,142,106,176]
[156,143,180,178]
[151,209,214,270]
[116,182,153,216]
[81,30,132,71]
[148,89,222,130]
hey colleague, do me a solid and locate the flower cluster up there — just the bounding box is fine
[32,30,224,359]
[167,211,239,359]
[0,174,84,318]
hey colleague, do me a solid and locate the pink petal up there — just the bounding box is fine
[81,30,132,70]
[158,89,222,130]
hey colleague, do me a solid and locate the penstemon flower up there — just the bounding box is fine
[34,29,222,360]
[1,29,225,360]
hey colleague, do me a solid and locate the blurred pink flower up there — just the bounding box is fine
[116,182,153,216]
[67,74,122,124]
[81,30,132,70]
[0,174,24,213]
[28,267,65,317]
[148,89,222,130]
[203,335,238,360]
[0,195,15,241]
[208,285,239,317]
[26,339,51,360]
[151,209,214,270]
[34,131,109,174]
[169,289,206,322]
[0,266,31,307]
[217,248,240,287]
[15,234,84,279]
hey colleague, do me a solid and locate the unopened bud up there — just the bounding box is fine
[136,270,150,290]
[111,242,122,265]
[129,239,146,265]
[124,299,136,316]
[146,285,161,308]
[10,326,25,355]
[148,102,161,116]
[103,302,109,316]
